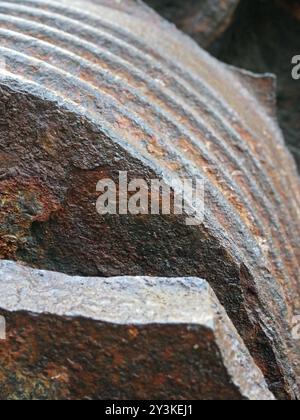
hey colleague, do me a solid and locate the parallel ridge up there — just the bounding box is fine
[0,0,299,394]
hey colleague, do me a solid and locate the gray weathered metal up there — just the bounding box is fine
[0,260,275,400]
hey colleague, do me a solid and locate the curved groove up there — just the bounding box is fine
[0,68,260,280]
[0,47,278,279]
[22,0,299,213]
[0,38,283,243]
[0,24,298,285]
[0,1,298,304]
[0,46,260,240]
[1,0,300,226]
[5,1,296,163]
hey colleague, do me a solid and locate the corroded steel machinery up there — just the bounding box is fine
[0,0,299,400]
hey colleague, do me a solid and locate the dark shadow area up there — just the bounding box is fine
[209,0,300,169]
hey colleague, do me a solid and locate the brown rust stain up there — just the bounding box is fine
[0,309,246,400]
[0,177,61,260]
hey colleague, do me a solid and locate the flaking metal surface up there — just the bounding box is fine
[0,260,275,400]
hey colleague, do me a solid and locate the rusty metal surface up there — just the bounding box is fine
[0,0,299,399]
[0,260,275,400]
[144,0,240,47]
